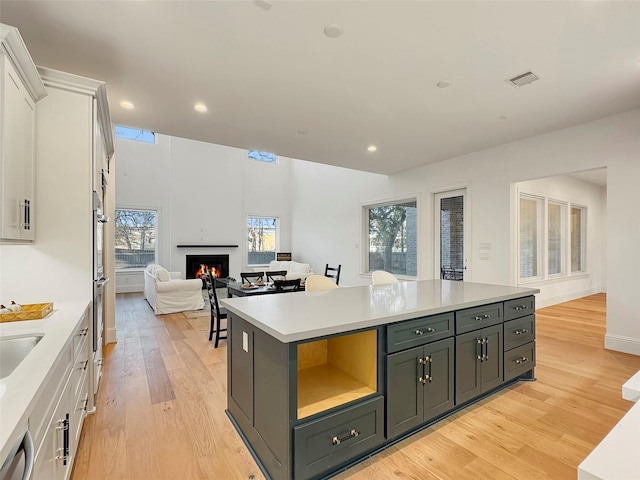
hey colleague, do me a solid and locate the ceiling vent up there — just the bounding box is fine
[506,70,541,87]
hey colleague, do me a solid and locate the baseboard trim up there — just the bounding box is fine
[536,288,600,308]
[605,334,640,356]
[106,327,117,345]
[116,284,144,294]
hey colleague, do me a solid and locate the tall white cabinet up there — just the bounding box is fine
[0,24,47,242]
[34,67,114,411]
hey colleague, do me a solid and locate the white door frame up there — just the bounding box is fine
[434,188,469,281]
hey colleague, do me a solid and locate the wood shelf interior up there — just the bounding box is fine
[297,330,377,419]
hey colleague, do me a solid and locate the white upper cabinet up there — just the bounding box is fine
[0,24,46,242]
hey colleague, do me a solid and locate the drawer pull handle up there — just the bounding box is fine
[415,327,436,335]
[515,356,528,364]
[332,429,360,445]
[474,314,491,321]
[514,305,528,311]
[514,328,529,335]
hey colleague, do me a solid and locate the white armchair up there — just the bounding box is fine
[143,264,204,314]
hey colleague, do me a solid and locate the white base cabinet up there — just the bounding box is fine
[32,309,90,480]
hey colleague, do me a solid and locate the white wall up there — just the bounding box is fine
[291,109,640,355]
[114,134,292,292]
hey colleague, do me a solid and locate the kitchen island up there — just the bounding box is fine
[222,280,539,480]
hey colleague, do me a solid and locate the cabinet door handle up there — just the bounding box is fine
[332,429,359,445]
[477,338,483,360]
[55,414,70,465]
[484,338,489,361]
[426,355,433,383]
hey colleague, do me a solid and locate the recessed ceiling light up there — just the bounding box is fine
[194,103,208,113]
[437,80,453,89]
[324,24,343,38]
[120,100,135,109]
[368,145,377,152]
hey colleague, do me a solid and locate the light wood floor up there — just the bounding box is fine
[71,293,640,479]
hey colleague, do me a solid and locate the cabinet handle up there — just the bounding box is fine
[20,199,31,230]
[514,305,528,311]
[426,355,432,383]
[332,429,359,445]
[484,339,489,361]
[515,356,528,364]
[477,338,483,360]
[76,359,89,371]
[514,328,529,335]
[414,327,435,335]
[55,414,70,465]
[474,314,491,321]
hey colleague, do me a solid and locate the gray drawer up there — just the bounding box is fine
[293,396,384,480]
[504,315,535,351]
[387,313,454,353]
[504,342,535,382]
[455,303,503,334]
[504,296,535,321]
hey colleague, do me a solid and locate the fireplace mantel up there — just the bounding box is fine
[177,244,238,248]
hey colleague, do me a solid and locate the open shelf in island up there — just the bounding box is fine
[296,329,378,419]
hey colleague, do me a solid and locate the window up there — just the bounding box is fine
[115,209,157,269]
[248,150,277,164]
[114,125,155,144]
[519,195,543,280]
[571,206,586,273]
[518,192,586,282]
[364,199,417,276]
[247,216,278,265]
[547,201,566,276]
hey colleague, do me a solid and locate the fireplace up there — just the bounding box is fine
[185,254,229,281]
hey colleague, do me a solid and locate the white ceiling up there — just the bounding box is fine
[1,1,638,177]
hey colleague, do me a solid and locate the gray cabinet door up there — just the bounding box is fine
[481,324,503,392]
[423,337,455,422]
[386,346,423,438]
[455,330,483,404]
[387,337,455,438]
[455,325,504,404]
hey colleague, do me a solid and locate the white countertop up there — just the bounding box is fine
[221,280,539,343]
[577,370,640,480]
[0,301,90,462]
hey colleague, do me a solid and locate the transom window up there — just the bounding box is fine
[247,216,278,266]
[248,150,277,164]
[364,199,417,276]
[115,125,155,144]
[115,208,157,269]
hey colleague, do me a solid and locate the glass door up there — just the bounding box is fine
[434,189,468,281]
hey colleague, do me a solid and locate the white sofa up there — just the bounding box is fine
[143,264,204,314]
[254,260,313,284]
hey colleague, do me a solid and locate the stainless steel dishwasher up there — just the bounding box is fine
[0,430,34,480]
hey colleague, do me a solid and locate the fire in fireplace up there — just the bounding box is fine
[185,254,229,281]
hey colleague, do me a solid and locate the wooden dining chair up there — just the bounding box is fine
[371,270,399,285]
[205,272,227,347]
[240,271,264,285]
[266,270,288,283]
[324,264,342,285]
[305,274,338,291]
[273,278,301,292]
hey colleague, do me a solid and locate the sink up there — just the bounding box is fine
[0,334,44,379]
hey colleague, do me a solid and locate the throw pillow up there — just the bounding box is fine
[155,267,171,282]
